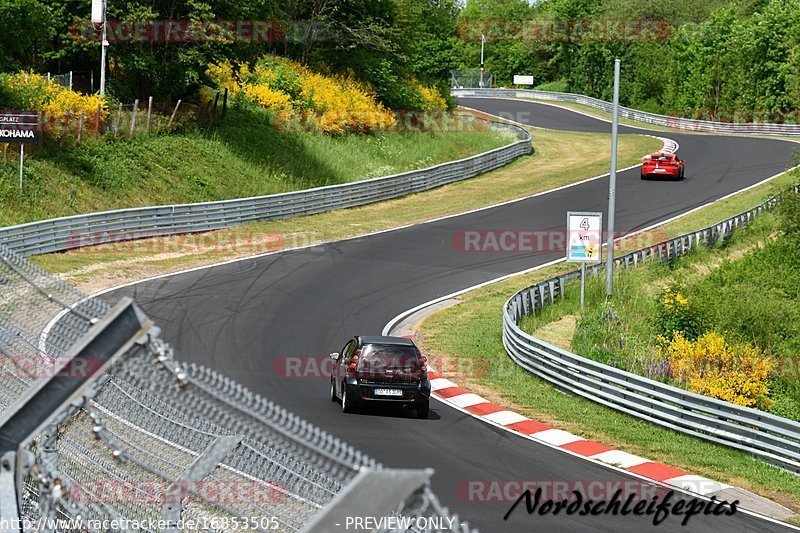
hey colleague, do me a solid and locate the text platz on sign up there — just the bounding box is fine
[0,110,40,144]
[567,211,603,263]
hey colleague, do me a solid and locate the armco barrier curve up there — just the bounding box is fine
[0,120,530,256]
[453,88,800,135]
[502,185,800,474]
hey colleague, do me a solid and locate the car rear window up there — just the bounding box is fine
[358,344,421,372]
[650,154,673,161]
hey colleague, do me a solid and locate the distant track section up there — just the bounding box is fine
[454,88,800,135]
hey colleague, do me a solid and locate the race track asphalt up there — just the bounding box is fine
[110,98,797,532]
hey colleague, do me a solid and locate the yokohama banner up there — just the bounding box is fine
[0,110,40,144]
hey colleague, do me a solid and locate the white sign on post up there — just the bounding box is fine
[513,75,534,86]
[567,211,603,312]
[91,0,104,23]
[567,211,603,263]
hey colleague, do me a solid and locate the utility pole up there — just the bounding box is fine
[480,34,486,88]
[93,0,109,96]
[605,59,621,296]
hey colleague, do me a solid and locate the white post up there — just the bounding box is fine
[69,71,73,90]
[19,145,24,194]
[479,34,485,88]
[167,99,182,129]
[129,99,139,137]
[146,96,153,134]
[605,59,621,296]
[580,262,586,313]
[100,0,108,97]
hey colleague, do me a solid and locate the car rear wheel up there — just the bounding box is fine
[640,172,647,180]
[341,384,355,413]
[416,400,429,419]
[330,379,338,402]
[679,167,685,180]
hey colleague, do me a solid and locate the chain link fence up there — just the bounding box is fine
[450,71,493,89]
[47,71,96,94]
[0,245,475,531]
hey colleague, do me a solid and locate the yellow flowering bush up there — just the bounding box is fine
[206,62,241,97]
[661,331,774,409]
[206,57,396,134]
[656,287,704,339]
[43,90,106,132]
[416,83,447,111]
[243,84,293,113]
[301,71,396,133]
[1,72,107,135]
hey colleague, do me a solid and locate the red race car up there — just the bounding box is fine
[641,152,685,180]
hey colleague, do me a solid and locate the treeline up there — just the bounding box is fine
[0,0,464,110]
[460,0,800,121]
[4,0,800,120]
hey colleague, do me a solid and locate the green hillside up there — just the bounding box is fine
[0,108,515,226]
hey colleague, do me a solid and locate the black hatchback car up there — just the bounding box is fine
[330,336,431,418]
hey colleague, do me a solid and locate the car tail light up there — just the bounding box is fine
[348,348,361,371]
[416,351,428,375]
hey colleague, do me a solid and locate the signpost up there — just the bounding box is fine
[480,34,487,88]
[92,0,108,96]
[606,59,621,296]
[0,110,41,193]
[513,75,535,86]
[566,211,603,312]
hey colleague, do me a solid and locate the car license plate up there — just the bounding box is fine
[654,168,666,173]
[374,388,402,397]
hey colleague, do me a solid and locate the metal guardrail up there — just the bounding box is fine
[453,88,800,135]
[502,185,800,474]
[0,121,530,257]
[0,245,476,531]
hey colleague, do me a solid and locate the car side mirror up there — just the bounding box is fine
[329,352,339,360]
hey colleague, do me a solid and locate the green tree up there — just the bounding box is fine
[456,0,538,85]
[0,0,53,68]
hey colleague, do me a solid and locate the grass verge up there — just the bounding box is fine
[529,209,800,422]
[0,108,513,227]
[416,168,800,513]
[31,125,660,293]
